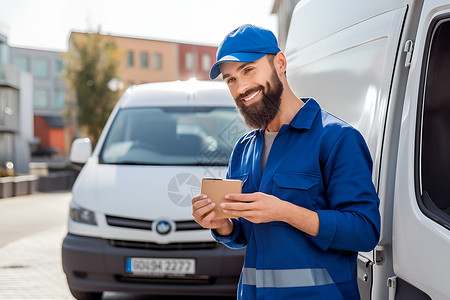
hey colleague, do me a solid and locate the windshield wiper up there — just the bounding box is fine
[101,161,228,166]
[105,161,163,166]
[184,162,229,166]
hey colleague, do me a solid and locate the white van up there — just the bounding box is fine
[62,79,247,300]
[284,0,450,299]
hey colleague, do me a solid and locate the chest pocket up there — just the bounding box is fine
[272,171,321,209]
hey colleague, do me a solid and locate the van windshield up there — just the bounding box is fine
[99,107,248,166]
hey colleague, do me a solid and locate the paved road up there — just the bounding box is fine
[0,192,73,299]
[0,191,71,248]
[0,192,234,300]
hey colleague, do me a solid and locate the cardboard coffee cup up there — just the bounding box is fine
[201,178,242,219]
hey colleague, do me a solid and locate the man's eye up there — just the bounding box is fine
[244,68,253,74]
[227,78,235,84]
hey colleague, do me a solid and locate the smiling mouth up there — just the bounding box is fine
[243,90,261,102]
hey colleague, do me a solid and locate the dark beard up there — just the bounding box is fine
[235,70,283,130]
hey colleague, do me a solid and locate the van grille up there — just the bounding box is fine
[174,220,203,231]
[106,215,152,230]
[108,239,218,250]
[105,215,204,231]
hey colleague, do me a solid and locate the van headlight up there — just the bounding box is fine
[70,202,97,225]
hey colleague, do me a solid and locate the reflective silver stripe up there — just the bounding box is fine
[242,267,334,288]
[242,267,257,285]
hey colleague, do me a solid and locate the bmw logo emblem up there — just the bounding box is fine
[155,220,172,235]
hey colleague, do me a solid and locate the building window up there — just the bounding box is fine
[33,88,48,108]
[54,89,65,109]
[33,58,49,78]
[152,53,162,70]
[201,54,211,72]
[13,56,30,72]
[0,88,19,130]
[127,51,134,67]
[140,52,148,68]
[0,133,14,167]
[185,52,195,71]
[0,42,6,79]
[419,19,450,226]
[55,59,64,78]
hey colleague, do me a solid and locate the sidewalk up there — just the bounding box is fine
[0,226,73,299]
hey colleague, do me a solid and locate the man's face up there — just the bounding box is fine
[220,56,283,129]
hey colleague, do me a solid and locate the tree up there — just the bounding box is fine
[65,32,121,146]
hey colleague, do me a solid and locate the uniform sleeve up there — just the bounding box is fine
[211,218,247,249]
[309,128,381,252]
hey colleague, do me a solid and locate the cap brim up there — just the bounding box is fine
[209,52,266,80]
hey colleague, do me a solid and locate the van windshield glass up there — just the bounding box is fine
[99,107,248,165]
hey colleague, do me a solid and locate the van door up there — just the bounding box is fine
[393,2,450,299]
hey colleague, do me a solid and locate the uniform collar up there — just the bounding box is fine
[250,98,320,138]
[288,98,320,130]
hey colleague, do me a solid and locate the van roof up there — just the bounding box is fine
[118,79,235,108]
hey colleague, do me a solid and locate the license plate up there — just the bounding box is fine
[126,258,195,275]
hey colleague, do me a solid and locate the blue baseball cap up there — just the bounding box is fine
[210,24,281,80]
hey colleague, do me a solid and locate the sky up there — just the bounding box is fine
[0,0,278,52]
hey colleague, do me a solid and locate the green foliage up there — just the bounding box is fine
[0,167,14,177]
[64,32,121,145]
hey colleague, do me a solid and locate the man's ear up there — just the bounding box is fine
[274,52,287,76]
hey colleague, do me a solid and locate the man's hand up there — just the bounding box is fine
[222,192,320,236]
[191,194,234,236]
[220,192,286,223]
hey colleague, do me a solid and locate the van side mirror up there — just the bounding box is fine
[70,138,92,165]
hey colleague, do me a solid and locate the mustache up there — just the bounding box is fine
[235,86,264,102]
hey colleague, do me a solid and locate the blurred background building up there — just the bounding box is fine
[10,47,70,157]
[2,28,218,177]
[0,26,34,174]
[69,32,217,85]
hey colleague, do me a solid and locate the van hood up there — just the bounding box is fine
[73,160,227,221]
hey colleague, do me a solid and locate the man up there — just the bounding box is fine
[192,24,380,299]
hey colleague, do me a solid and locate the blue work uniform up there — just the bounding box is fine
[212,98,380,300]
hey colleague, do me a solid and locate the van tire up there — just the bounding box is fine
[69,288,103,300]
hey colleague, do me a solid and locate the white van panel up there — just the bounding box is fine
[75,164,225,220]
[120,81,235,108]
[285,0,409,53]
[286,7,407,192]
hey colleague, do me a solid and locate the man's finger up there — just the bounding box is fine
[192,194,208,204]
[201,209,217,223]
[220,201,253,211]
[192,198,211,210]
[194,202,215,218]
[224,193,256,202]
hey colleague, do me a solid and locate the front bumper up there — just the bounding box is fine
[61,233,244,297]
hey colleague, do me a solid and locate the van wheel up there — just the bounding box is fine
[69,288,103,300]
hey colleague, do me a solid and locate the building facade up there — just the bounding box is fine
[69,32,180,88]
[178,43,217,80]
[69,32,218,85]
[2,30,219,171]
[0,28,34,173]
[10,47,69,154]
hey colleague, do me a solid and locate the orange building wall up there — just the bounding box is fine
[113,35,178,85]
[69,32,178,88]
[34,116,65,153]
